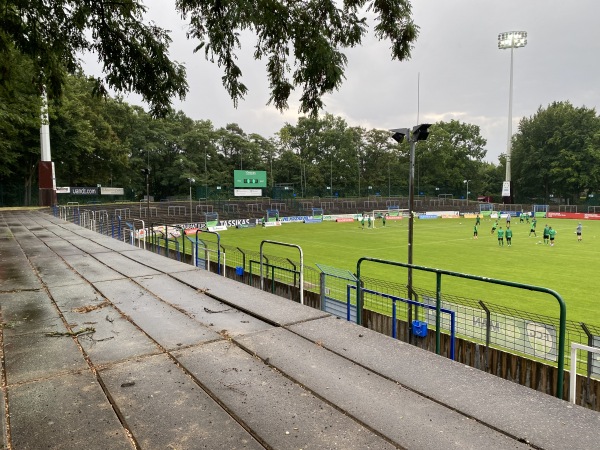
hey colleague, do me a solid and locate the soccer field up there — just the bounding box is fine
[213,216,600,327]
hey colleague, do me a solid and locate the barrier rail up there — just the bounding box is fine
[570,343,600,403]
[260,240,303,305]
[347,285,456,360]
[356,257,567,399]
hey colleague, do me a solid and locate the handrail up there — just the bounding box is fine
[260,240,303,305]
[132,219,146,250]
[347,284,456,360]
[194,230,221,274]
[356,257,567,399]
[249,260,301,295]
[570,343,600,404]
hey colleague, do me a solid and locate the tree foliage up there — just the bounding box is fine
[413,120,487,196]
[5,70,600,207]
[1,0,418,117]
[0,47,41,178]
[1,73,497,205]
[177,0,418,114]
[512,101,600,202]
[1,0,188,116]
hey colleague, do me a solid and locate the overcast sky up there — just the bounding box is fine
[85,0,600,163]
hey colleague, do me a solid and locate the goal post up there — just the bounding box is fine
[372,207,407,218]
[533,204,549,217]
[266,209,280,222]
[204,212,219,228]
[478,203,494,217]
[311,208,324,221]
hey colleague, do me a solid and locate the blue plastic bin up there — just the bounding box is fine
[235,266,244,276]
[412,320,428,337]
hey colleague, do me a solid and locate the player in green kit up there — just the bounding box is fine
[497,226,504,246]
[505,225,512,246]
[473,224,478,239]
[491,220,498,235]
[475,214,481,226]
[383,214,387,227]
[367,215,372,229]
[548,226,557,246]
[542,224,550,244]
[529,219,537,237]
[361,214,365,229]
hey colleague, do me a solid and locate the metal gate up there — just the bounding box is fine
[316,264,357,322]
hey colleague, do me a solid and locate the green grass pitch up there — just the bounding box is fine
[211,216,599,327]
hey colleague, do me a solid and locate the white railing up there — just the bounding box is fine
[570,343,600,404]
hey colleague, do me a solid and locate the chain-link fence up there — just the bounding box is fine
[54,208,600,380]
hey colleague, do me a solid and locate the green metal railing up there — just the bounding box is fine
[356,257,567,399]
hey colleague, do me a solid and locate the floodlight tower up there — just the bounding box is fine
[187,177,195,223]
[141,167,151,214]
[498,31,527,203]
[390,124,431,303]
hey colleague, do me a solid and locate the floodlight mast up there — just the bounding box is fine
[498,31,527,203]
[390,125,431,303]
[141,167,151,215]
[188,178,195,223]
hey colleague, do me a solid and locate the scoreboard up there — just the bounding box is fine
[234,170,267,188]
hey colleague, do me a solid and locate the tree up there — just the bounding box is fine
[2,0,418,117]
[0,47,42,183]
[512,101,600,203]
[1,0,187,116]
[416,120,487,196]
[363,129,403,195]
[178,0,418,114]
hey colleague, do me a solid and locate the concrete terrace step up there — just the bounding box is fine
[0,209,599,450]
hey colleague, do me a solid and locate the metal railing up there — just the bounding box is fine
[356,257,567,399]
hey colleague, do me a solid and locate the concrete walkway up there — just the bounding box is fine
[0,210,599,449]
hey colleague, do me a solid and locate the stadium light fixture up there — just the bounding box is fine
[498,31,527,203]
[390,128,409,143]
[389,124,432,303]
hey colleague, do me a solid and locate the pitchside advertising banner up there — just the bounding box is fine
[70,186,98,195]
[100,187,124,195]
[422,296,558,362]
[56,186,124,195]
[234,188,262,197]
[547,212,600,220]
[218,218,259,227]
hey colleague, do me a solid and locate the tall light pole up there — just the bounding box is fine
[187,177,195,223]
[330,150,333,198]
[463,179,470,205]
[357,147,361,198]
[204,147,208,199]
[141,167,150,215]
[390,124,431,303]
[39,88,57,206]
[498,31,527,203]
